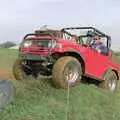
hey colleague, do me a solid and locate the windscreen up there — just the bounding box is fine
[31,40,52,48]
[64,29,94,36]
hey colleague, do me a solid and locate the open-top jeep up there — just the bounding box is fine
[13,27,120,91]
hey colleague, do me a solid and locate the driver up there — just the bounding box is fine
[90,35,108,54]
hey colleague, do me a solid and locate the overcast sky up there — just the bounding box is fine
[0,0,120,45]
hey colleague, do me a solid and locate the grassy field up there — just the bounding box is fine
[0,48,120,120]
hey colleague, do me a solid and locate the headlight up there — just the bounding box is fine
[23,41,32,47]
[48,40,57,48]
[55,43,62,49]
[51,40,57,48]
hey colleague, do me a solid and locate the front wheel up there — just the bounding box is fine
[52,56,82,89]
[99,69,118,92]
[13,59,31,80]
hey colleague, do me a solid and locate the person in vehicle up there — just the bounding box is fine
[90,34,108,55]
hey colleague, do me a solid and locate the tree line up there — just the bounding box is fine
[0,41,16,48]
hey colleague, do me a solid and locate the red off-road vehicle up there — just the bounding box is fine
[13,27,120,91]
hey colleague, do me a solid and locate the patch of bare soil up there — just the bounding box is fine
[0,70,14,80]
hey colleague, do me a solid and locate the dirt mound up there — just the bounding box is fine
[0,70,14,80]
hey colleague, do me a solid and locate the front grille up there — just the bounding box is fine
[31,40,52,48]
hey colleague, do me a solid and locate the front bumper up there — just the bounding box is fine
[19,53,50,61]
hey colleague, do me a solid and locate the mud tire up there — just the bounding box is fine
[99,69,118,92]
[52,56,82,89]
[13,59,28,80]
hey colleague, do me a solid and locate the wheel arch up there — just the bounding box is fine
[103,68,119,80]
[62,51,85,74]
[112,69,119,80]
[102,68,119,81]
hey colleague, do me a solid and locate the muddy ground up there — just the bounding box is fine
[0,69,14,80]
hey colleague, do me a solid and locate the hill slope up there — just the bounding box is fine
[0,48,120,120]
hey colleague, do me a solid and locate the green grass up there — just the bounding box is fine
[0,48,120,120]
[0,48,18,71]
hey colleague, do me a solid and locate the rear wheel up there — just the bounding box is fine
[52,56,82,89]
[99,69,118,92]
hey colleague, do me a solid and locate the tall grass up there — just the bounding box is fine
[0,48,120,120]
